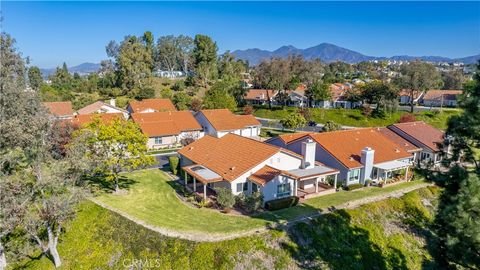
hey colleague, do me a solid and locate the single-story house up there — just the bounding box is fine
[316,83,360,109]
[131,111,203,149]
[421,90,462,107]
[42,101,74,119]
[288,84,308,107]
[126,98,177,113]
[387,121,446,166]
[244,89,278,105]
[178,133,339,201]
[77,99,129,119]
[70,113,124,128]
[375,127,422,160]
[398,89,424,105]
[195,109,261,138]
[266,128,414,186]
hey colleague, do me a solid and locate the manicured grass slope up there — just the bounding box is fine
[20,187,440,269]
[254,107,461,129]
[96,170,268,233]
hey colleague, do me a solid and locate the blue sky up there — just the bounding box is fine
[2,1,479,68]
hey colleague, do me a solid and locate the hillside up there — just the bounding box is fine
[16,186,441,270]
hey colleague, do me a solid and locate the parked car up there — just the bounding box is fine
[308,121,317,127]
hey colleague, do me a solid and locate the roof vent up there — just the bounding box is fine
[349,157,354,161]
[395,148,400,153]
[189,146,194,150]
[230,166,235,171]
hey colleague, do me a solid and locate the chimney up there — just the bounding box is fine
[109,98,116,107]
[301,139,316,169]
[360,147,375,183]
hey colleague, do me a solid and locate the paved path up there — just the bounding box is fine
[256,117,356,132]
[90,182,433,242]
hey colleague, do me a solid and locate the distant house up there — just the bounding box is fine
[387,121,446,166]
[316,83,359,109]
[244,89,278,105]
[398,89,425,105]
[131,111,203,149]
[178,133,339,201]
[421,90,462,107]
[77,99,129,119]
[70,113,124,128]
[126,98,177,113]
[288,84,308,107]
[267,129,413,186]
[195,109,261,138]
[42,101,74,119]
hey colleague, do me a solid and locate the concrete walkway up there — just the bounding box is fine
[90,182,433,243]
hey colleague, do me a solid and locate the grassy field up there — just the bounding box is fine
[95,169,268,234]
[253,106,461,129]
[17,186,441,269]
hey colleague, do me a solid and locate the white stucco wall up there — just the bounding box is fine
[262,175,296,202]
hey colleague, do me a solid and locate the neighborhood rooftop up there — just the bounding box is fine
[128,98,177,113]
[42,101,73,116]
[131,111,202,137]
[71,113,124,126]
[376,127,422,153]
[198,109,260,131]
[389,121,445,152]
[423,89,463,101]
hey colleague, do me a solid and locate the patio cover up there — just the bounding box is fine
[374,160,410,171]
[286,165,338,180]
[182,165,223,183]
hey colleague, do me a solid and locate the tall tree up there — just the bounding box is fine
[192,34,218,86]
[156,35,180,73]
[142,31,155,72]
[203,84,237,112]
[306,80,331,107]
[394,61,443,112]
[441,69,465,90]
[360,80,398,111]
[280,112,306,131]
[71,118,154,192]
[27,66,43,91]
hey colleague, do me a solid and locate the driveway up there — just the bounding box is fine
[148,152,179,169]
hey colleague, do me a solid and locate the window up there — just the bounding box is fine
[348,169,361,182]
[252,182,258,192]
[421,152,431,161]
[277,183,291,198]
[236,182,249,193]
[154,137,163,145]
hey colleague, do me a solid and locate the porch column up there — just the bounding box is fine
[294,180,297,196]
[405,167,410,181]
[384,171,388,185]
[334,174,338,189]
[184,170,188,186]
[203,184,207,200]
[193,178,197,192]
[315,178,319,193]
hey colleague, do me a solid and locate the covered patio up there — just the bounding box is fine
[182,165,223,200]
[373,160,411,186]
[286,166,339,199]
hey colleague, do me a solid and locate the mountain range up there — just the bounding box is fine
[40,62,101,78]
[232,43,480,66]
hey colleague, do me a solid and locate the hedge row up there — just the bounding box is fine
[265,196,299,211]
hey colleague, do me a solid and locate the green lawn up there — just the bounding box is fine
[253,106,461,129]
[259,127,294,138]
[95,169,269,234]
[263,179,430,221]
[148,147,181,155]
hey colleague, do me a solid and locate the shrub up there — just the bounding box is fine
[235,193,247,207]
[399,113,416,123]
[362,105,373,117]
[346,183,364,191]
[322,121,341,132]
[243,105,254,115]
[216,188,235,210]
[245,192,264,213]
[190,98,202,112]
[371,108,386,119]
[298,107,312,121]
[265,196,299,211]
[168,156,179,175]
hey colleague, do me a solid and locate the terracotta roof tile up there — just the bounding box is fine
[308,129,412,169]
[389,121,444,152]
[423,90,462,101]
[247,165,282,186]
[244,89,277,100]
[178,133,290,182]
[131,111,201,137]
[199,109,260,131]
[71,113,124,127]
[77,101,127,115]
[42,102,73,116]
[128,98,177,113]
[376,127,422,153]
[277,132,312,144]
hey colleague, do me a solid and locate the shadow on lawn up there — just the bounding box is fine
[282,209,409,270]
[84,173,138,193]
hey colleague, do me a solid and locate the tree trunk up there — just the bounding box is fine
[114,175,119,193]
[47,227,61,268]
[0,241,7,270]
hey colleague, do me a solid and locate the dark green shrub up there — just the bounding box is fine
[371,108,386,119]
[245,192,264,213]
[216,188,235,210]
[265,196,299,211]
[346,183,364,191]
[168,156,179,175]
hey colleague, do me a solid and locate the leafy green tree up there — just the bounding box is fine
[433,63,480,269]
[394,61,443,112]
[216,187,235,210]
[49,62,72,90]
[71,118,154,192]
[142,31,155,72]
[280,112,306,131]
[274,90,291,107]
[172,91,192,110]
[322,121,341,132]
[306,80,331,107]
[202,82,237,111]
[192,34,218,86]
[217,51,247,80]
[360,80,398,111]
[441,69,465,90]
[27,66,43,91]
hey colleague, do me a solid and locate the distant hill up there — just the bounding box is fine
[40,62,101,78]
[232,43,480,66]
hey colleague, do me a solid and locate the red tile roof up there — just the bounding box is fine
[42,102,73,116]
[77,101,127,115]
[131,111,201,137]
[389,121,444,152]
[276,132,312,144]
[423,90,462,101]
[178,133,295,182]
[199,109,260,131]
[244,89,277,101]
[307,129,412,169]
[71,113,124,127]
[128,98,177,113]
[247,165,282,186]
[376,127,422,153]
